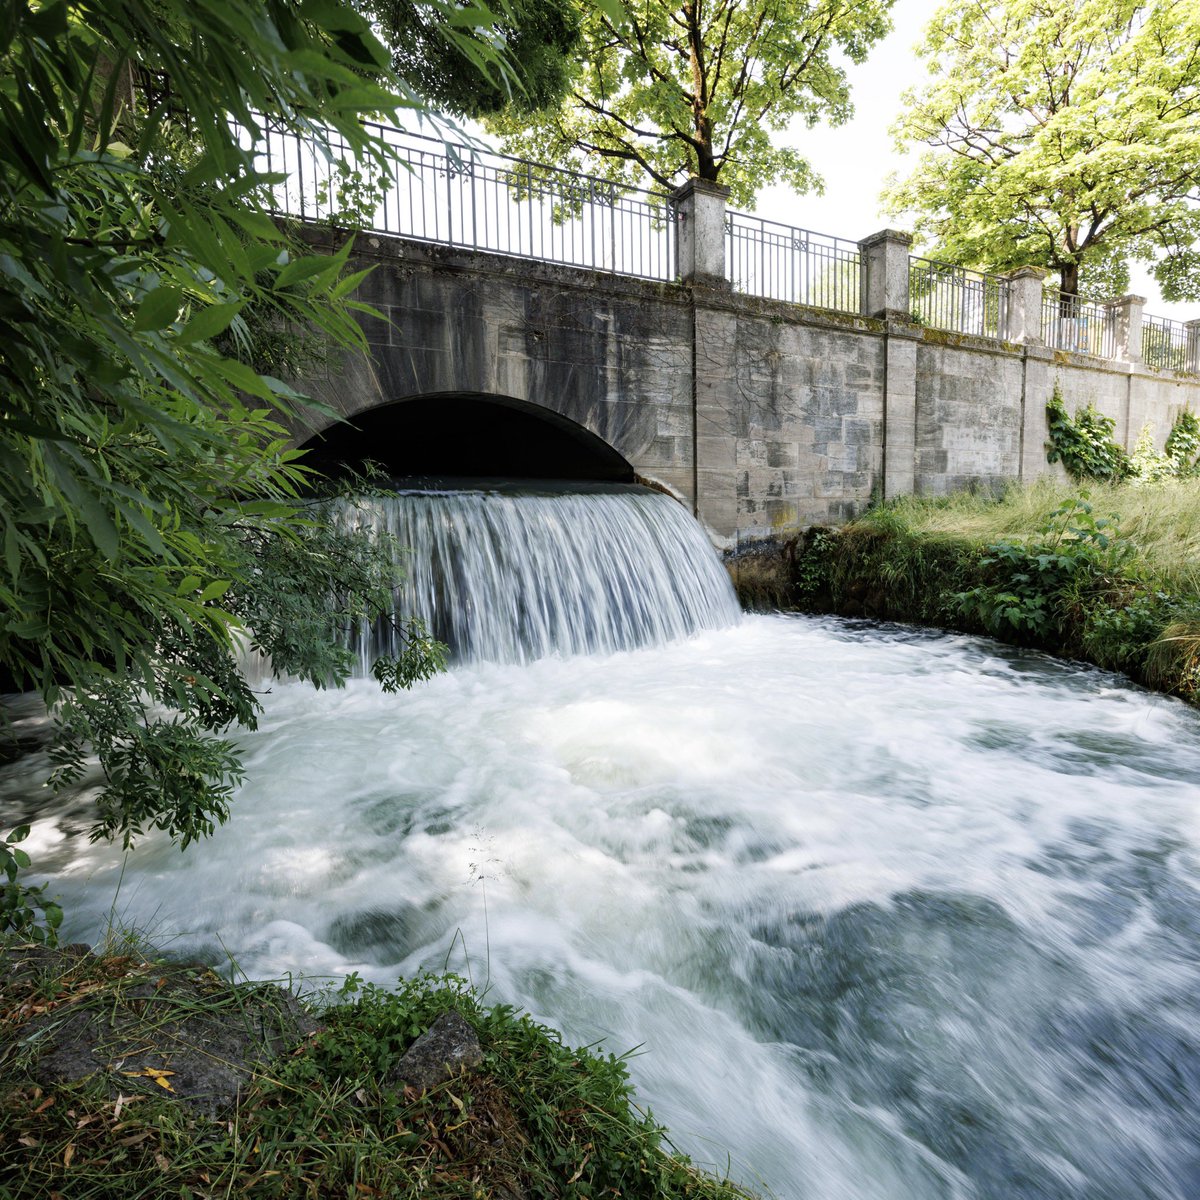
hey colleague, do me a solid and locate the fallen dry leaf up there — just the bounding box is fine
[121,1067,176,1093]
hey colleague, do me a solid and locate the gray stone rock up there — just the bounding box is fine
[0,944,320,1119]
[390,1010,482,1092]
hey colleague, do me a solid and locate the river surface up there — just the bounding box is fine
[12,613,1200,1200]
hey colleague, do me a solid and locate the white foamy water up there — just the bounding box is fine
[14,616,1200,1200]
[343,484,742,665]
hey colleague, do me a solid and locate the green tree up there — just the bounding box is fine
[0,0,523,937]
[485,0,895,208]
[366,0,583,119]
[884,0,1200,300]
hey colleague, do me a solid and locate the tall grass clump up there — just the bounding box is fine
[793,476,1200,707]
[886,478,1200,597]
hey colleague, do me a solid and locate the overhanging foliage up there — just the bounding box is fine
[0,0,513,936]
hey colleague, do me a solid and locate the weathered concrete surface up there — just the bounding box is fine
[292,230,1200,551]
[915,332,1025,495]
[296,232,697,512]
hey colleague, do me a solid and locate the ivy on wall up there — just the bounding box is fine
[1045,385,1130,482]
[1046,385,1200,483]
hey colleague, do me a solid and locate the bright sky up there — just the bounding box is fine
[751,0,1194,323]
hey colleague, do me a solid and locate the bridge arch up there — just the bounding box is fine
[299,391,635,483]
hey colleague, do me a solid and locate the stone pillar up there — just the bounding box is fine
[1004,267,1046,344]
[858,229,913,319]
[1109,294,1145,362]
[1186,319,1200,374]
[672,178,730,288]
[882,325,921,499]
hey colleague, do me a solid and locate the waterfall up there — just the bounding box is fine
[340,482,741,666]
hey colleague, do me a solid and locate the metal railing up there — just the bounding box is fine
[1142,314,1189,371]
[1041,292,1116,358]
[234,115,1199,371]
[238,117,676,282]
[725,212,860,312]
[908,257,1010,339]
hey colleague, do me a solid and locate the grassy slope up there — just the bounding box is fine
[794,479,1200,705]
[879,479,1200,596]
[0,944,757,1200]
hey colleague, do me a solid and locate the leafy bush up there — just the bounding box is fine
[0,2,471,940]
[1128,423,1174,484]
[1082,590,1184,673]
[957,496,1136,640]
[1045,385,1130,482]
[1165,409,1200,477]
[792,527,836,607]
[1,827,62,944]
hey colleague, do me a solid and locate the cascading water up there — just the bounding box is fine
[342,482,742,665]
[7,484,1200,1200]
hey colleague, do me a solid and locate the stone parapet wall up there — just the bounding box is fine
[293,229,1200,551]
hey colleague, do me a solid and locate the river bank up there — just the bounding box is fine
[0,939,755,1200]
[732,478,1200,708]
[10,614,1200,1198]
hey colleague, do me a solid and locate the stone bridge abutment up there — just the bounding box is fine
[294,226,1200,552]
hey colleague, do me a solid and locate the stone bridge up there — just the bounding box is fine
[290,175,1200,551]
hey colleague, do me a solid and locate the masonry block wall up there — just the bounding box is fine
[294,234,698,508]
[295,230,1200,552]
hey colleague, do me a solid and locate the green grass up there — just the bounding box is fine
[876,478,1200,596]
[792,478,1200,706]
[0,949,759,1200]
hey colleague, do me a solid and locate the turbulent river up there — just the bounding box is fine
[8,485,1200,1199]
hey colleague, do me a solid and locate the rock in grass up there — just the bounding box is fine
[0,943,319,1118]
[390,1010,482,1091]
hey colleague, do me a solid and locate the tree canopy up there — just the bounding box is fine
[485,0,895,209]
[884,0,1200,300]
[0,0,525,937]
[366,0,583,119]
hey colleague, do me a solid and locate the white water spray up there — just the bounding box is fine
[344,482,741,665]
[9,488,1200,1200]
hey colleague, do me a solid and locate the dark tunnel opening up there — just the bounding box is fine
[298,393,635,483]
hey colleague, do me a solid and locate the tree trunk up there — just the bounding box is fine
[694,119,718,181]
[1060,261,1080,299]
[683,2,719,182]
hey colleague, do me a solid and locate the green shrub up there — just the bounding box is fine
[956,496,1136,641]
[792,527,836,608]
[1,827,62,945]
[1045,385,1130,482]
[1082,591,1183,673]
[1165,409,1200,477]
[1128,423,1173,484]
